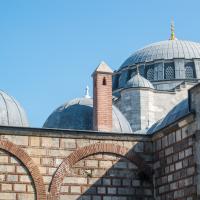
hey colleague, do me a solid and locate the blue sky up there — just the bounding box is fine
[0,0,199,127]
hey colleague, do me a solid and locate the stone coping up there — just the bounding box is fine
[0,112,194,142]
[0,125,151,141]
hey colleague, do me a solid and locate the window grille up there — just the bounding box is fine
[165,66,174,80]
[147,68,154,81]
[185,65,194,78]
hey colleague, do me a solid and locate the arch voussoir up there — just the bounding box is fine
[49,142,151,200]
[0,140,47,200]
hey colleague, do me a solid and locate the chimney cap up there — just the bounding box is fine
[92,61,113,76]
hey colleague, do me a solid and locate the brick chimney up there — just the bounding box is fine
[92,61,113,132]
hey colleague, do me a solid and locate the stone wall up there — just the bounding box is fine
[116,83,193,132]
[0,128,153,200]
[153,121,197,200]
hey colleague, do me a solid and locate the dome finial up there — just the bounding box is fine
[170,18,176,40]
[84,86,91,98]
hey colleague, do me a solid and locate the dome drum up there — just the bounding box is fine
[113,58,200,91]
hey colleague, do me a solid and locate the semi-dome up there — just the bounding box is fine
[0,90,29,127]
[43,97,132,133]
[126,73,154,89]
[120,40,200,69]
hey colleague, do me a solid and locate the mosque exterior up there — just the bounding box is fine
[0,24,200,200]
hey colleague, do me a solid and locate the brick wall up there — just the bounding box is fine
[93,72,113,132]
[153,121,197,200]
[0,128,153,200]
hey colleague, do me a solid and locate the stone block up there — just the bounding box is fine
[165,146,173,156]
[17,194,35,200]
[16,166,27,174]
[60,195,80,200]
[0,193,16,200]
[0,165,15,173]
[3,135,28,146]
[1,183,12,191]
[14,184,26,191]
[168,174,173,182]
[185,147,193,157]
[30,136,40,147]
[108,187,117,194]
[27,185,34,192]
[118,187,135,195]
[85,160,98,168]
[42,157,54,166]
[187,167,195,176]
[97,187,106,194]
[176,129,182,141]
[132,180,140,187]
[42,137,59,148]
[60,185,69,193]
[99,161,113,168]
[102,178,111,186]
[0,156,8,163]
[71,186,81,193]
[179,151,185,160]
[63,177,87,184]
[7,175,18,182]
[88,178,101,185]
[114,162,127,169]
[174,189,184,198]
[60,139,76,149]
[20,175,31,183]
[175,161,183,170]
[92,169,106,177]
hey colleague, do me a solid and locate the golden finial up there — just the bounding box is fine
[170,18,176,40]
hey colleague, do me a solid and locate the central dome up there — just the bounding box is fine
[113,39,200,92]
[120,40,200,69]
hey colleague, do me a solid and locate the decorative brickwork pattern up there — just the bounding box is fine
[0,140,47,200]
[49,143,151,200]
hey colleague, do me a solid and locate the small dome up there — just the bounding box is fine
[126,73,154,89]
[43,97,132,133]
[0,90,29,127]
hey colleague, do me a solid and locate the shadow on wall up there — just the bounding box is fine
[50,142,154,200]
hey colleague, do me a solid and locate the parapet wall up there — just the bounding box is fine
[0,127,153,200]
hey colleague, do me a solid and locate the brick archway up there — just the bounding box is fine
[49,143,151,200]
[0,140,47,200]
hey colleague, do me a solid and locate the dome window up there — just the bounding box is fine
[103,77,107,85]
[165,64,175,80]
[185,65,194,79]
[146,68,154,81]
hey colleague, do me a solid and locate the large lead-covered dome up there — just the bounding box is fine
[113,39,200,92]
[43,97,132,133]
[0,90,29,127]
[120,40,200,69]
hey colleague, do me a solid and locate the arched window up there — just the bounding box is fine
[185,65,194,78]
[165,65,175,80]
[103,77,107,85]
[146,68,154,81]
